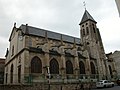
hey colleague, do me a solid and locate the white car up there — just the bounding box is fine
[96,80,114,88]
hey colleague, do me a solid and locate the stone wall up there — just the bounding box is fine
[0,83,96,90]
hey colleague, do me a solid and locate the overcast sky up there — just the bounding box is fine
[0,0,120,58]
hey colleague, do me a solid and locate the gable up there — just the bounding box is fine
[9,27,17,41]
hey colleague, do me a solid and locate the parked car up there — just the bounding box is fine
[116,79,120,85]
[96,80,114,88]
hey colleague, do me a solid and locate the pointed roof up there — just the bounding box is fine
[79,10,97,25]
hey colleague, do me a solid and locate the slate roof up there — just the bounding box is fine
[19,24,81,45]
[79,10,97,25]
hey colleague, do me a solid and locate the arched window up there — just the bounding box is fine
[10,64,13,83]
[31,56,42,73]
[86,27,89,34]
[109,65,113,78]
[90,62,96,74]
[50,59,59,74]
[11,45,14,56]
[83,29,85,35]
[92,24,96,33]
[18,65,21,83]
[66,60,73,74]
[28,38,32,47]
[79,61,85,74]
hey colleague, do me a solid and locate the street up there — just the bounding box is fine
[92,85,120,90]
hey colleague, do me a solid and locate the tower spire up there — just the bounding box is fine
[79,10,97,25]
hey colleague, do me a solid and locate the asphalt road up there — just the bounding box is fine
[92,85,120,90]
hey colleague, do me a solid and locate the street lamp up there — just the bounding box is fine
[46,66,51,90]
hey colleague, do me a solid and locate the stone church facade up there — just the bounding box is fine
[4,10,110,85]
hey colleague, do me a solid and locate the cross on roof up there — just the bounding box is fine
[83,1,86,10]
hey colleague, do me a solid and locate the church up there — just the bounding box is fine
[4,10,112,88]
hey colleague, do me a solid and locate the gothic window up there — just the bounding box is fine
[92,24,96,33]
[66,60,73,74]
[18,65,21,83]
[79,61,85,74]
[109,65,113,78]
[31,56,42,73]
[83,29,85,36]
[93,27,96,33]
[29,38,32,47]
[50,59,59,74]
[11,45,14,56]
[10,64,13,83]
[86,27,89,34]
[5,73,8,84]
[90,62,96,74]
[18,55,21,63]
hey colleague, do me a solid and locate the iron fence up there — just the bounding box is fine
[0,74,118,90]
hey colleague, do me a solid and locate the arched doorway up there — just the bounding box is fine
[50,58,59,74]
[31,56,42,73]
[10,64,13,83]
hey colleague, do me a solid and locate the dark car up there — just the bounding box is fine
[116,79,120,85]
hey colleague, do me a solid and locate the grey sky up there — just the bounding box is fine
[0,0,120,58]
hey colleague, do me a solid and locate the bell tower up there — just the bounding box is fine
[79,10,108,79]
[79,10,98,57]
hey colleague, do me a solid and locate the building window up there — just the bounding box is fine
[50,59,59,74]
[90,62,96,74]
[11,45,14,56]
[18,55,21,63]
[5,73,8,84]
[92,24,96,33]
[10,64,14,83]
[109,65,113,78]
[79,61,85,74]
[0,72,4,84]
[66,60,73,74]
[83,29,85,36]
[86,27,89,34]
[18,65,21,83]
[29,38,32,47]
[93,27,96,33]
[31,56,42,73]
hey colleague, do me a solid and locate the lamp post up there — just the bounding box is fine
[47,66,50,90]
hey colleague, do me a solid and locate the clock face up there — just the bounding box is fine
[19,35,23,40]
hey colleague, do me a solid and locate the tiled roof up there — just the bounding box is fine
[19,25,81,45]
[79,10,96,25]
